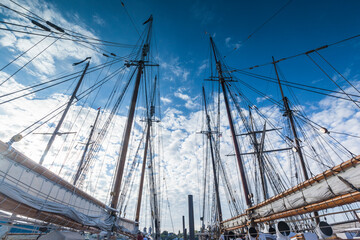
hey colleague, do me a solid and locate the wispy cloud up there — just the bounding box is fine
[224,36,242,50]
[174,88,199,109]
[196,59,208,76]
[0,0,101,78]
[225,37,231,46]
[174,92,190,101]
[160,96,172,104]
[159,56,190,82]
[93,14,105,26]
[256,95,272,103]
[190,0,215,25]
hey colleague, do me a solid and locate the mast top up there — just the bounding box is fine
[143,15,153,25]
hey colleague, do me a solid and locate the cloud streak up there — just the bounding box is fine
[0,0,102,80]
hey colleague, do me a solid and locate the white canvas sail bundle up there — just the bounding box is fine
[252,160,360,218]
[222,156,360,230]
[0,140,137,234]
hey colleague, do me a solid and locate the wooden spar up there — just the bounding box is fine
[227,147,293,156]
[73,107,101,186]
[221,155,360,229]
[239,155,359,211]
[39,61,90,165]
[0,192,99,232]
[150,150,161,240]
[224,191,360,230]
[272,56,319,222]
[135,74,157,223]
[272,56,309,180]
[249,108,268,200]
[135,76,157,224]
[110,56,144,210]
[250,155,360,209]
[0,140,106,208]
[0,192,136,238]
[202,86,223,223]
[0,139,137,237]
[236,128,281,136]
[135,123,151,223]
[209,37,252,207]
[110,17,152,211]
[201,147,208,230]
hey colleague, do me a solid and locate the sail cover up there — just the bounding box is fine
[222,156,360,229]
[0,141,137,234]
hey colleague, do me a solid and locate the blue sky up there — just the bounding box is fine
[1,0,360,234]
[41,0,360,109]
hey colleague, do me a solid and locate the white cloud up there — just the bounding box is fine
[224,36,242,50]
[225,37,231,47]
[160,96,172,104]
[93,14,105,26]
[196,59,208,76]
[158,56,190,82]
[0,0,101,78]
[174,92,190,101]
[256,95,272,103]
[174,89,199,110]
[197,63,207,75]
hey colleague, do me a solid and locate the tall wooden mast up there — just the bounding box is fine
[110,16,153,212]
[135,124,151,223]
[248,109,268,200]
[272,56,319,223]
[39,61,90,165]
[202,86,223,223]
[209,37,252,207]
[272,57,309,180]
[135,76,158,223]
[73,107,101,186]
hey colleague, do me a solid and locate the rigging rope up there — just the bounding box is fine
[232,71,360,104]
[0,29,51,72]
[0,57,130,105]
[224,0,293,58]
[233,33,360,71]
[234,69,360,98]
[315,51,360,96]
[306,53,360,109]
[16,65,126,138]
[0,33,65,86]
[121,1,140,36]
[1,2,136,48]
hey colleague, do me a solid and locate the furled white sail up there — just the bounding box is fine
[0,140,137,234]
[222,156,360,230]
